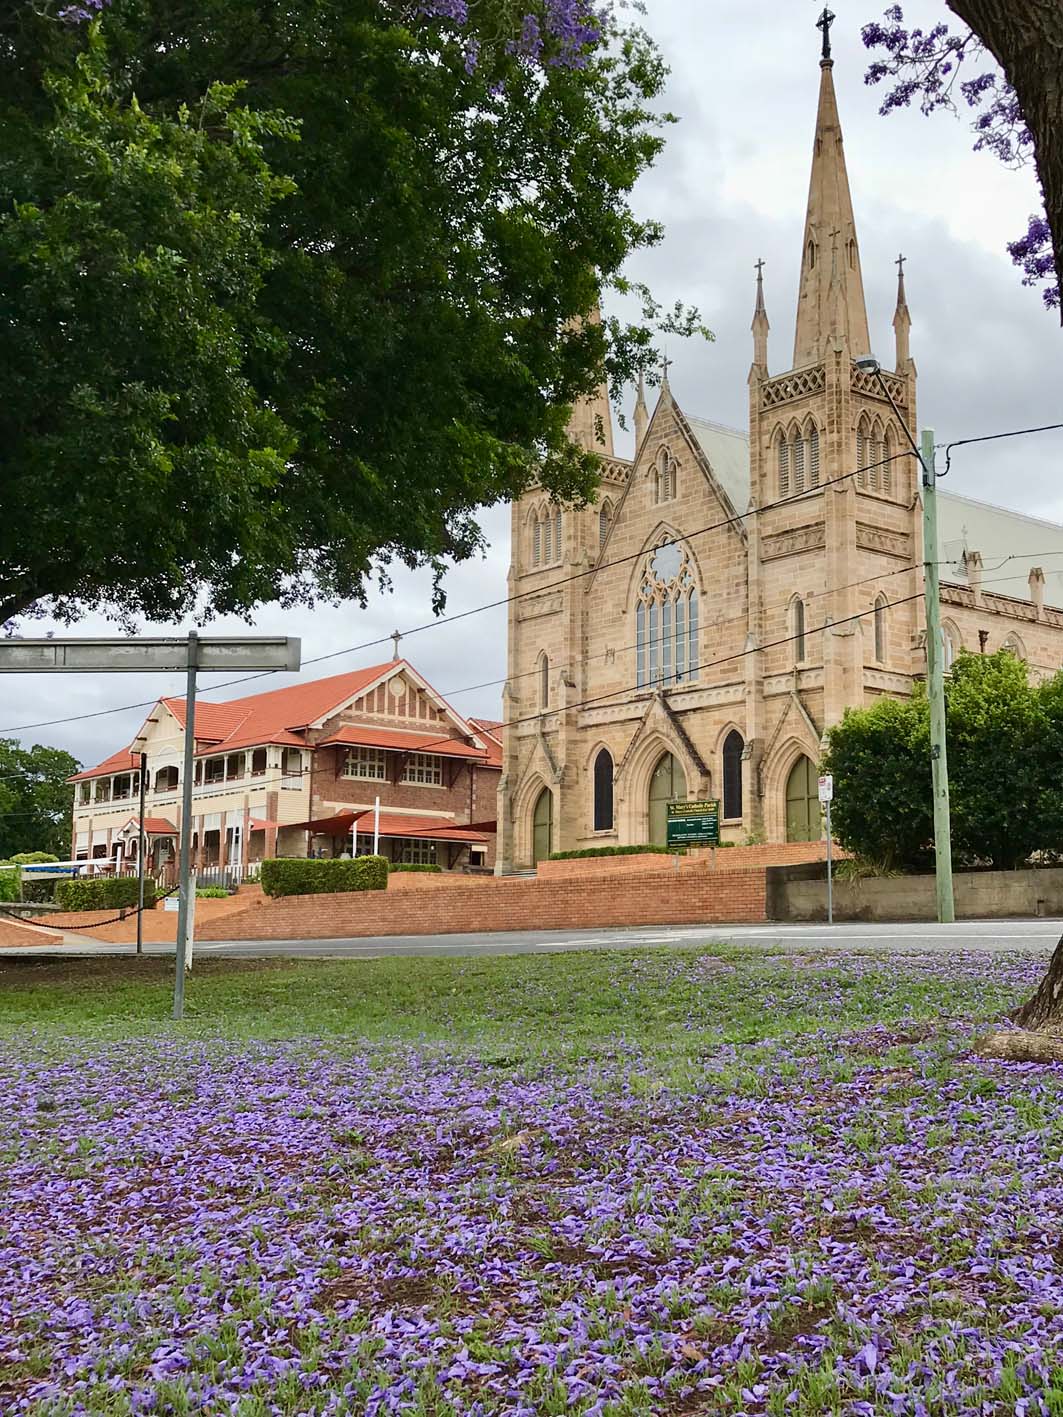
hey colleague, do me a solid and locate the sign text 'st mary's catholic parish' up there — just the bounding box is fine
[666,799,721,847]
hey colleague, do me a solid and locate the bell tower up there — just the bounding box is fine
[748,9,921,745]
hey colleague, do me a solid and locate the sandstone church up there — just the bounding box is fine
[496,20,1063,869]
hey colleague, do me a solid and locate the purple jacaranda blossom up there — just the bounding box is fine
[1,950,1062,1414]
[862,5,1056,311]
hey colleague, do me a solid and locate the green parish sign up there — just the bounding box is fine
[666,799,721,847]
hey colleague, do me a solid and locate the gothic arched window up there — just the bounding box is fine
[598,500,612,552]
[777,430,790,498]
[791,427,806,494]
[874,594,887,663]
[538,652,550,710]
[805,419,821,488]
[792,597,807,665]
[531,504,562,568]
[722,730,744,821]
[883,427,895,496]
[635,539,699,688]
[654,448,677,504]
[593,749,614,831]
[532,516,542,567]
[554,507,563,559]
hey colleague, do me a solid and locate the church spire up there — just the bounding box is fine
[751,258,770,371]
[893,252,912,368]
[566,302,614,455]
[633,369,649,450]
[792,15,872,367]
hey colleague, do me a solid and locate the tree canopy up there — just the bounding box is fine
[823,651,1060,872]
[0,738,79,859]
[0,0,694,627]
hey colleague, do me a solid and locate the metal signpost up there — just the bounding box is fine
[818,773,834,925]
[136,751,148,957]
[0,635,301,1018]
[666,799,721,849]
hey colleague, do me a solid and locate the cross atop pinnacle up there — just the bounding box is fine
[817,5,835,62]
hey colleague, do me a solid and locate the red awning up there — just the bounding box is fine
[317,726,488,761]
[249,818,279,832]
[289,808,488,844]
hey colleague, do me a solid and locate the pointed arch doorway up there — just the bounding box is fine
[785,755,821,843]
[649,752,686,846]
[532,787,554,864]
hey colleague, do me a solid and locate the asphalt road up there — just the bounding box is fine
[1,918,1060,960]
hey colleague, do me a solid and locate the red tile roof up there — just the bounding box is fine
[67,661,498,783]
[365,811,490,844]
[317,726,488,761]
[69,748,141,783]
[470,718,504,769]
[293,807,489,844]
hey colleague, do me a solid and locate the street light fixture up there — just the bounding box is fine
[855,354,955,924]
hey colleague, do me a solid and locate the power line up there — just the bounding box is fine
[5,413,1060,740]
[943,422,1063,477]
[0,451,910,737]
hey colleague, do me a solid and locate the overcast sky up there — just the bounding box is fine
[4,0,1060,769]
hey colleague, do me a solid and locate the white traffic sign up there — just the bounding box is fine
[818,774,834,804]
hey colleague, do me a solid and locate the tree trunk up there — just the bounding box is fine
[975,1028,1063,1063]
[948,0,1063,316]
[1011,930,1063,1030]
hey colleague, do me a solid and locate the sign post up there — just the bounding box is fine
[0,634,301,1019]
[818,774,834,925]
[666,799,721,849]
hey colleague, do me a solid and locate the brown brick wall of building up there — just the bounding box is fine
[197,866,768,940]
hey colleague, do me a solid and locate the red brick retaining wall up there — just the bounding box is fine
[536,841,834,880]
[197,867,769,941]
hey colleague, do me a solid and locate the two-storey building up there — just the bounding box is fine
[69,659,502,876]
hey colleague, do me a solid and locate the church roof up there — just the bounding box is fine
[685,416,751,514]
[937,490,1063,604]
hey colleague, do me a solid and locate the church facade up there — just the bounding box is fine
[496,34,1063,869]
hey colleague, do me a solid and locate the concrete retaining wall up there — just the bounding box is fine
[770,864,1063,922]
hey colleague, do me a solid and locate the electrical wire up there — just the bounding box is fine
[0,450,911,736]
[942,422,1063,477]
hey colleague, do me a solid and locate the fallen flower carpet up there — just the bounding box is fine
[0,946,1060,1415]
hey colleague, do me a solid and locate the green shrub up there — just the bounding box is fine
[0,865,19,903]
[195,885,231,898]
[388,862,443,874]
[549,844,688,861]
[9,852,59,865]
[260,856,388,898]
[55,876,155,912]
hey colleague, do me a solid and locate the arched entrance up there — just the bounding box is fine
[785,756,820,843]
[648,752,686,846]
[532,787,554,864]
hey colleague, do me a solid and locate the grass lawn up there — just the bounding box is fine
[1,945,1062,1415]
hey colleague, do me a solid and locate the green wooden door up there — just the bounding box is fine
[649,753,686,846]
[532,788,553,864]
[785,756,820,843]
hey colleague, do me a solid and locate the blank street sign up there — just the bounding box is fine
[0,637,302,673]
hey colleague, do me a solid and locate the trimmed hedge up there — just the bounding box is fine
[55,876,156,912]
[549,844,687,861]
[0,866,19,903]
[388,863,443,874]
[260,856,388,898]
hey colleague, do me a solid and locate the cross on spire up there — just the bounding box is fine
[895,252,906,277]
[660,350,673,386]
[754,257,765,279]
[390,629,402,661]
[817,5,835,61]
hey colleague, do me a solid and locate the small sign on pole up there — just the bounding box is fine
[819,775,834,925]
[666,799,721,848]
